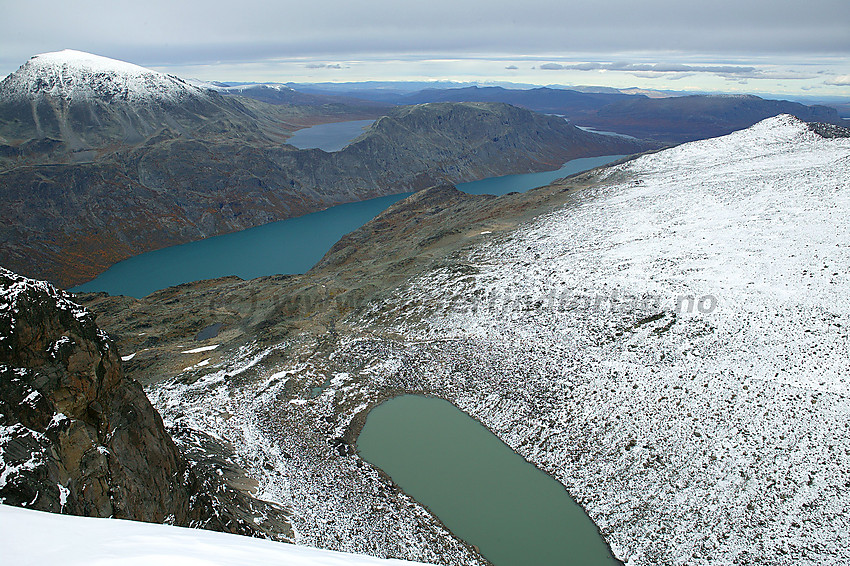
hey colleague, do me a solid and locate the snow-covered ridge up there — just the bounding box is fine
[0,504,429,566]
[0,49,208,103]
[374,115,850,564]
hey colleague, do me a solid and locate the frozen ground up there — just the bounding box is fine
[0,504,428,566]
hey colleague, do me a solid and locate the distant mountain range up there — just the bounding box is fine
[281,84,844,143]
[0,51,653,288]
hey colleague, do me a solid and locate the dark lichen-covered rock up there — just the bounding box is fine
[0,265,193,521]
[807,121,850,139]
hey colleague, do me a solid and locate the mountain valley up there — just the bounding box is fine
[73,117,850,565]
[0,52,654,288]
[1,44,849,566]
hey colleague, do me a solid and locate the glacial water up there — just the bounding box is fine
[72,148,624,297]
[71,193,410,298]
[357,395,621,566]
[286,119,375,152]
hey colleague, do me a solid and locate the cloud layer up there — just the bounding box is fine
[2,0,848,73]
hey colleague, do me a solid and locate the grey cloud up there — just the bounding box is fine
[540,62,760,75]
[305,63,343,69]
[824,75,850,86]
[1,0,848,76]
[505,65,519,70]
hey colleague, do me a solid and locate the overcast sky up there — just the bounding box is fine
[2,0,849,96]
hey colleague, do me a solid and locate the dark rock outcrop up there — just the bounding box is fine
[0,266,294,540]
[0,265,192,520]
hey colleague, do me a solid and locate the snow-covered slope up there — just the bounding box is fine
[0,50,273,149]
[0,49,205,103]
[0,504,428,566]
[125,115,848,565]
[364,114,850,564]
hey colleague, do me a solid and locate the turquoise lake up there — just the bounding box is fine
[72,152,624,298]
[357,395,621,566]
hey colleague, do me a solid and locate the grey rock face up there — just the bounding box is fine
[0,266,192,520]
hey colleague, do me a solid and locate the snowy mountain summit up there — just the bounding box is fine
[0,50,271,149]
[0,49,206,103]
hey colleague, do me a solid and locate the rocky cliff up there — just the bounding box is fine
[0,266,192,519]
[0,266,294,539]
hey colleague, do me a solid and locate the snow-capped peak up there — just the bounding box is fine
[0,49,206,104]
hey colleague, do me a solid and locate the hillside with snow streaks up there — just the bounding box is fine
[374,116,850,564]
[0,49,204,103]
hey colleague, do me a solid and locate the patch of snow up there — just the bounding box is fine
[57,484,69,512]
[182,345,219,354]
[0,424,49,493]
[48,336,74,358]
[22,390,40,406]
[121,352,137,362]
[48,413,68,429]
[182,359,211,372]
[0,505,429,565]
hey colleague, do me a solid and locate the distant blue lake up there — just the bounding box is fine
[286,120,375,152]
[457,155,624,195]
[72,152,624,298]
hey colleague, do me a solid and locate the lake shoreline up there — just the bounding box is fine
[354,392,625,566]
[71,154,626,298]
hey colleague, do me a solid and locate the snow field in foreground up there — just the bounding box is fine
[0,504,429,566]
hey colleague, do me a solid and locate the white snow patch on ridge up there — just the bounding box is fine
[182,344,219,354]
[0,504,430,566]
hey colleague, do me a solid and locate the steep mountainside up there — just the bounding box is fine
[0,54,657,288]
[79,116,850,566]
[0,267,295,539]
